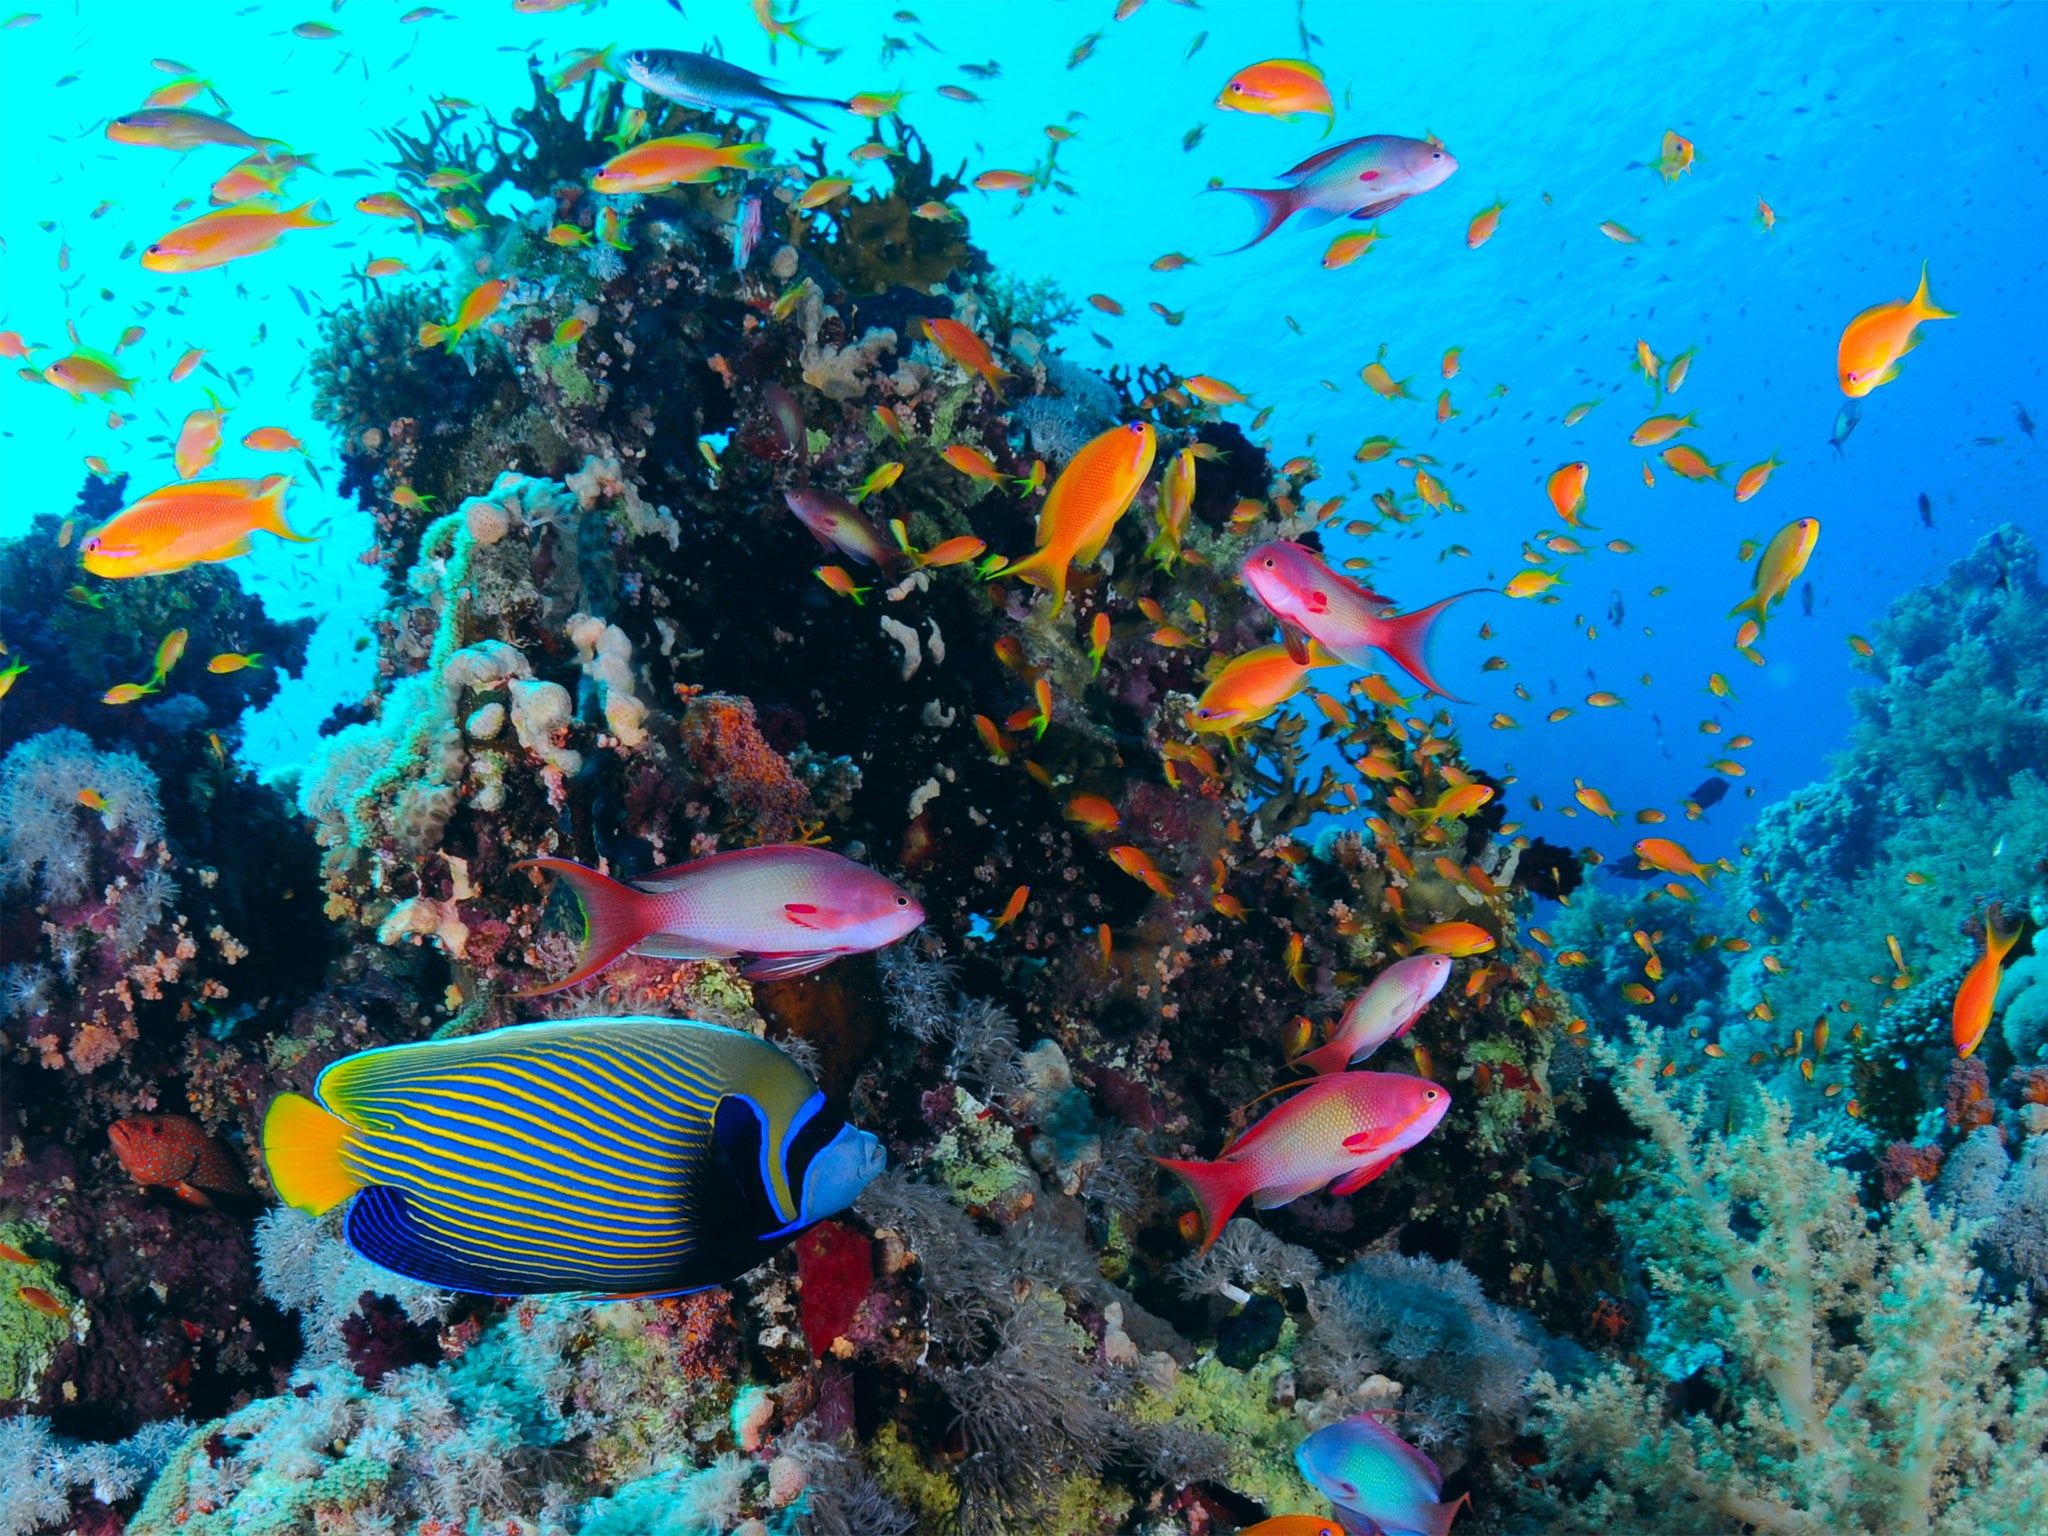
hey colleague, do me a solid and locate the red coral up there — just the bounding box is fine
[793,1219,874,1362]
[677,693,814,844]
[646,1288,738,1381]
[2011,1067,2048,1107]
[1880,1140,1946,1200]
[1944,1056,1994,1131]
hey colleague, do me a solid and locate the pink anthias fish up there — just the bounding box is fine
[1155,1072,1450,1252]
[1217,134,1459,253]
[1241,540,1485,701]
[1293,954,1452,1076]
[734,189,764,272]
[518,845,924,993]
[783,488,903,571]
[1296,1412,1472,1536]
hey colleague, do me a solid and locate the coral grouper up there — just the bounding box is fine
[262,1018,884,1296]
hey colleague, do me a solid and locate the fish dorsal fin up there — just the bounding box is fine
[1217,1076,1317,1155]
[1280,135,1369,182]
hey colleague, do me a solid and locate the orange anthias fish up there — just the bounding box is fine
[110,1114,249,1207]
[243,426,305,454]
[1188,642,1340,736]
[1466,198,1506,249]
[1065,793,1121,833]
[923,317,1013,400]
[1631,411,1695,446]
[1214,58,1333,132]
[942,444,1006,483]
[82,475,311,578]
[174,401,226,479]
[592,133,766,194]
[1546,462,1590,526]
[1953,903,2023,1058]
[419,278,508,351]
[1838,262,1955,398]
[1110,845,1175,899]
[1646,130,1695,181]
[141,199,332,273]
[1635,836,1715,883]
[1408,921,1496,958]
[1156,1073,1450,1252]
[1727,517,1819,640]
[1660,444,1726,483]
[1733,454,1784,504]
[988,421,1157,614]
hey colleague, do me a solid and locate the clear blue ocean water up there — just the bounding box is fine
[3,0,2043,865]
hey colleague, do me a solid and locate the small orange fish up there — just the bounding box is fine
[1631,411,1695,447]
[1953,903,2023,1057]
[1110,845,1173,899]
[815,565,871,604]
[1215,58,1332,129]
[174,401,226,479]
[418,278,507,351]
[594,134,766,194]
[16,1286,66,1318]
[207,651,263,673]
[1838,262,1954,398]
[141,199,332,272]
[1183,373,1249,406]
[169,347,205,383]
[1322,230,1381,269]
[1410,921,1495,958]
[1466,198,1506,249]
[1065,793,1120,833]
[1756,195,1777,232]
[1660,444,1726,483]
[973,169,1036,193]
[915,536,986,569]
[242,426,304,454]
[1546,462,1589,526]
[942,444,1005,482]
[43,349,136,401]
[994,885,1030,928]
[923,317,1013,400]
[1733,454,1784,503]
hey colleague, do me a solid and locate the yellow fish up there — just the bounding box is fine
[1187,642,1338,736]
[141,199,332,273]
[1727,517,1819,639]
[43,349,137,401]
[592,134,766,195]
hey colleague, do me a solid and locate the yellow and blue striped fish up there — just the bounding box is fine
[261,1017,883,1297]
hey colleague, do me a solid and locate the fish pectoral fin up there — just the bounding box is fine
[171,1182,213,1209]
[629,934,726,961]
[1281,623,1312,666]
[741,951,839,981]
[1329,1149,1401,1197]
[1353,195,1410,220]
[1295,207,1341,231]
[202,534,256,561]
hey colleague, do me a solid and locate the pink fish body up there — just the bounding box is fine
[1155,1072,1449,1251]
[1296,1412,1471,1536]
[520,846,924,993]
[1219,134,1458,252]
[783,488,901,570]
[1242,540,1483,701]
[1294,954,1452,1075]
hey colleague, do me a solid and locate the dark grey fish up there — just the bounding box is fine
[1918,492,1932,528]
[1689,776,1730,810]
[1829,398,1861,459]
[2018,402,2037,442]
[622,49,847,130]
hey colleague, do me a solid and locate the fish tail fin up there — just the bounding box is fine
[514,857,658,994]
[1988,902,2025,964]
[989,546,1068,615]
[251,475,314,542]
[1350,590,1486,702]
[1725,593,1761,625]
[1291,1035,1353,1076]
[289,199,336,229]
[1215,185,1299,253]
[1153,1156,1252,1253]
[262,1092,362,1215]
[1913,261,1955,321]
[777,93,848,130]
[418,321,449,348]
[1419,1492,1473,1536]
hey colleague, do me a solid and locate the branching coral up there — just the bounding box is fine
[1530,1027,2048,1534]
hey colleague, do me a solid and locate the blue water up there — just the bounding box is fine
[3,0,2043,863]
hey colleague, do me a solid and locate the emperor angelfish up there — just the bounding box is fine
[622,49,848,131]
[262,1018,884,1297]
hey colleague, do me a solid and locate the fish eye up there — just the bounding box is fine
[1427,1089,1441,1099]
[895,894,911,906]
[1262,557,1276,568]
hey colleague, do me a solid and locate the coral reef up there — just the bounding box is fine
[1530,1029,2048,1534]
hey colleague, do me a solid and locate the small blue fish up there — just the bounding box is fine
[262,1018,883,1297]
[1296,1411,1471,1536]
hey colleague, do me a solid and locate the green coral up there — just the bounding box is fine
[1530,1027,2048,1534]
[866,1422,960,1525]
[1129,1331,1321,1516]
[930,1085,1033,1207]
[0,1222,70,1400]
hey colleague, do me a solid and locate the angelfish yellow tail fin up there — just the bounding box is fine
[262,1092,362,1214]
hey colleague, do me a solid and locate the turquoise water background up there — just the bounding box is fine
[2,0,2042,865]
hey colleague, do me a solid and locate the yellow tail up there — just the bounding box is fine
[253,476,315,542]
[990,545,1069,615]
[262,1092,362,1214]
[1911,261,1955,322]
